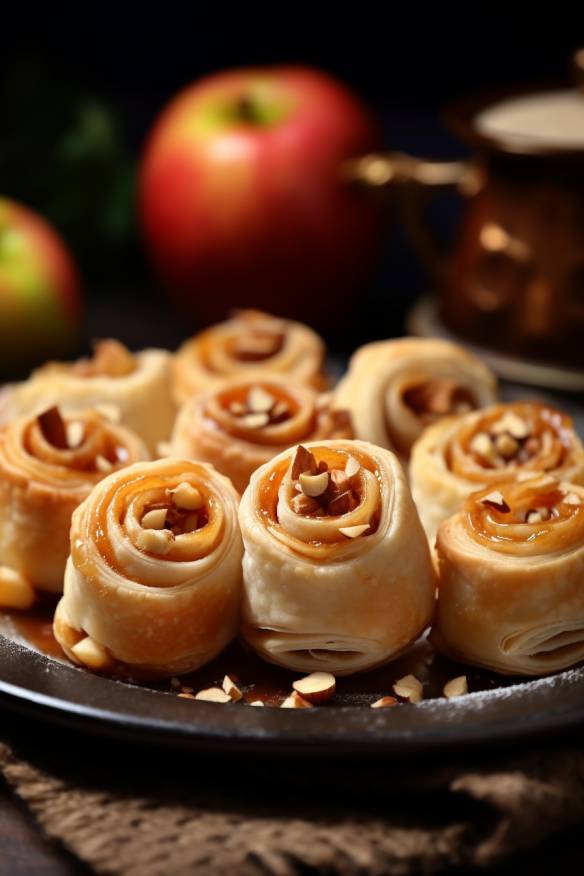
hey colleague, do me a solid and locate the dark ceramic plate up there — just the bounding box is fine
[0,608,583,757]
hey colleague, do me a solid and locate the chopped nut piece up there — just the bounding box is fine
[249,700,264,707]
[495,433,519,459]
[177,692,196,699]
[525,507,550,524]
[330,469,349,491]
[338,524,370,538]
[0,566,35,610]
[247,386,275,413]
[470,432,497,463]
[38,406,68,449]
[222,674,243,702]
[443,676,468,698]
[392,674,423,703]
[240,412,270,429]
[291,493,322,516]
[281,691,313,709]
[229,401,246,416]
[291,445,317,479]
[292,671,336,704]
[141,508,167,529]
[194,687,231,703]
[345,456,361,479]
[480,491,510,513]
[317,460,329,474]
[183,513,200,532]
[171,482,204,511]
[491,412,529,439]
[66,421,85,448]
[70,636,113,671]
[136,527,173,555]
[299,471,329,497]
[270,401,290,424]
[564,492,581,506]
[328,490,358,516]
[371,696,398,709]
[95,454,114,473]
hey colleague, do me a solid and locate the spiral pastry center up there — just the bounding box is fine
[466,476,584,555]
[403,379,475,426]
[448,403,574,482]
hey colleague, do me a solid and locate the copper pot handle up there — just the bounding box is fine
[342,152,480,284]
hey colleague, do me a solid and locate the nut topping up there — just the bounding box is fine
[37,406,68,449]
[247,386,275,413]
[495,433,519,459]
[141,508,167,530]
[525,507,550,524]
[292,671,336,704]
[95,454,114,473]
[491,412,529,439]
[291,445,318,479]
[345,455,361,480]
[443,676,468,698]
[194,687,231,703]
[564,492,581,506]
[281,691,313,709]
[470,431,500,465]
[270,401,290,424]
[299,471,329,498]
[65,421,85,448]
[135,527,174,555]
[291,493,323,516]
[338,524,370,538]
[240,411,270,429]
[392,674,423,704]
[249,700,264,706]
[480,491,510,513]
[170,482,204,511]
[328,491,358,516]
[371,696,398,709]
[222,674,243,702]
[70,636,113,671]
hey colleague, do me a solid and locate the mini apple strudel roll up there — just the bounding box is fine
[172,310,327,404]
[169,377,352,493]
[0,340,175,453]
[0,406,148,605]
[410,402,584,545]
[53,458,242,678]
[333,338,497,462]
[238,440,435,675]
[434,476,584,675]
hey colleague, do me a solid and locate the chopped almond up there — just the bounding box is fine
[270,401,290,424]
[0,566,35,610]
[292,672,336,704]
[338,524,370,538]
[240,412,270,429]
[328,491,357,516]
[392,674,423,703]
[299,471,329,498]
[66,421,85,448]
[480,491,510,513]
[443,676,468,698]
[70,636,113,671]
[291,445,317,479]
[141,508,167,529]
[281,691,313,709]
[95,454,114,473]
[491,412,529,439]
[222,674,243,702]
[249,700,264,706]
[136,527,173,555]
[247,386,275,413]
[564,492,581,506]
[194,687,231,703]
[371,696,398,708]
[291,493,322,516]
[345,456,361,479]
[171,482,204,511]
[495,433,519,459]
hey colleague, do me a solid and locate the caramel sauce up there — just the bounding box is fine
[6,598,64,660]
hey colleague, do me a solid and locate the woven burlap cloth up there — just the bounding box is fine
[1,721,583,875]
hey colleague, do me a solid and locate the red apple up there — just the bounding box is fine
[0,198,81,373]
[139,66,382,328]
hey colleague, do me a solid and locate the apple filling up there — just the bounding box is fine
[404,379,475,425]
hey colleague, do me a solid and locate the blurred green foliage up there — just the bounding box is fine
[0,58,137,279]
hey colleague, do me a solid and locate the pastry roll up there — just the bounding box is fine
[169,377,352,493]
[0,339,175,453]
[434,476,584,675]
[173,310,326,404]
[333,338,497,461]
[0,406,148,604]
[410,401,584,545]
[238,440,435,675]
[54,457,242,678]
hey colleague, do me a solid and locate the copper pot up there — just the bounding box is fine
[346,83,584,371]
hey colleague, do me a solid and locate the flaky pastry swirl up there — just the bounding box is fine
[434,476,584,675]
[172,310,326,404]
[238,439,435,675]
[53,457,242,678]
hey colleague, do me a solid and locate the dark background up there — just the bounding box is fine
[2,13,583,359]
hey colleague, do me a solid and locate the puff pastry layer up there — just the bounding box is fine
[238,439,435,675]
[434,476,584,675]
[172,310,326,404]
[169,377,352,493]
[333,337,497,462]
[54,458,242,678]
[0,340,175,453]
[0,407,148,598]
[410,401,584,545]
